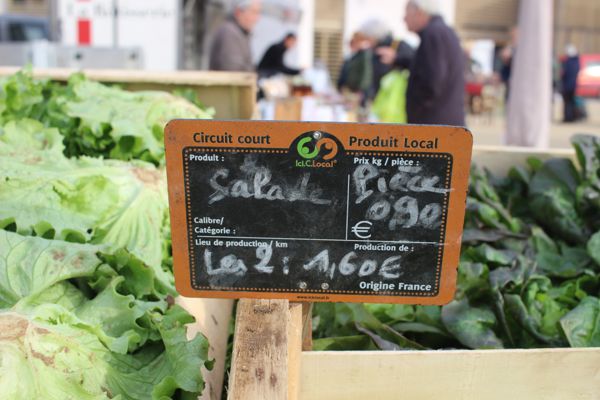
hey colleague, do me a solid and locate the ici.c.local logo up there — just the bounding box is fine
[295,132,339,168]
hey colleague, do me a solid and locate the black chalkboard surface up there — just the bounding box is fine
[165,121,472,304]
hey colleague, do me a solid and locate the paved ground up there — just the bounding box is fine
[467,98,600,149]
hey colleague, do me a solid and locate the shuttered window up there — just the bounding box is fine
[313,0,344,83]
[314,29,344,83]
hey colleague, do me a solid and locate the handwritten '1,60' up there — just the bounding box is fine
[204,244,401,280]
[353,164,449,229]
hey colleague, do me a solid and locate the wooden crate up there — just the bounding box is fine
[274,97,304,121]
[220,144,600,400]
[0,67,257,120]
[299,348,600,400]
[175,145,594,400]
[471,145,576,175]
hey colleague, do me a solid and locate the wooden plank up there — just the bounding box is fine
[472,144,576,175]
[288,303,304,400]
[228,299,298,400]
[176,297,234,400]
[0,67,256,86]
[299,349,600,400]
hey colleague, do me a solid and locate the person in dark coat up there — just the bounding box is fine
[209,0,261,72]
[561,44,581,123]
[404,0,465,126]
[375,35,415,96]
[257,33,300,78]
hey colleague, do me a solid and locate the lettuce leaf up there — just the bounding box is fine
[0,231,101,308]
[1,70,212,165]
[62,78,211,164]
[0,231,210,399]
[0,120,172,287]
[1,305,210,400]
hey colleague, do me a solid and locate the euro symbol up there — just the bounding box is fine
[351,221,373,239]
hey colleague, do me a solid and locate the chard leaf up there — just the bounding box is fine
[587,231,600,267]
[529,158,589,243]
[572,134,600,231]
[392,322,450,337]
[345,303,426,350]
[560,297,600,347]
[456,262,490,301]
[572,134,600,185]
[532,227,593,278]
[441,299,503,349]
[312,335,374,351]
[363,303,414,324]
[462,244,517,266]
[461,228,525,244]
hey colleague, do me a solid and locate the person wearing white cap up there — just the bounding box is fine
[209,0,261,72]
[404,0,465,126]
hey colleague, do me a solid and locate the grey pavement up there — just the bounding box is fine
[467,98,600,149]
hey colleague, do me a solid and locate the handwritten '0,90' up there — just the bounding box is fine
[353,164,449,230]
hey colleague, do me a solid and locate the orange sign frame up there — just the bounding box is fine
[165,120,472,305]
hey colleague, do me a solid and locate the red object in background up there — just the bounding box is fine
[465,82,483,97]
[77,19,91,45]
[576,54,600,98]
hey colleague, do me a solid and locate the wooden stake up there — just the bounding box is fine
[227,299,304,400]
[301,303,313,351]
[288,302,304,400]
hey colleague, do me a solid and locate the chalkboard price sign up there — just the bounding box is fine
[165,121,472,304]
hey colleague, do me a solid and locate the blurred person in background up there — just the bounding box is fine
[375,31,415,97]
[357,19,394,100]
[209,0,261,72]
[337,31,369,92]
[499,27,518,101]
[338,20,411,105]
[561,44,581,123]
[349,19,415,100]
[404,0,465,126]
[499,46,513,100]
[372,25,415,123]
[336,26,378,106]
[257,33,300,78]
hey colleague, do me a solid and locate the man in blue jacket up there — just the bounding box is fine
[404,0,465,126]
[561,44,580,123]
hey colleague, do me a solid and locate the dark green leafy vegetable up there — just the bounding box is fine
[313,134,600,350]
[441,299,503,349]
[560,296,600,347]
